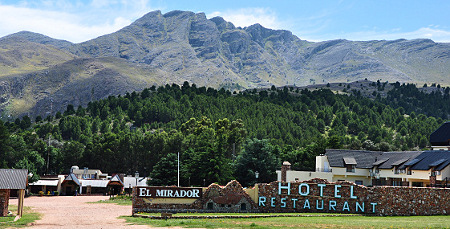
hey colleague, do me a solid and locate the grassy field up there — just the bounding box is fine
[0,205,40,229]
[122,214,450,228]
[98,197,450,228]
[91,195,133,206]
[135,212,354,217]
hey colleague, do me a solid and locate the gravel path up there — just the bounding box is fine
[10,196,152,228]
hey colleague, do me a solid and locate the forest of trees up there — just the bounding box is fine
[0,82,448,187]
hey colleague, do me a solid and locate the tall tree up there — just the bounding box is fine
[148,153,178,186]
[234,138,279,186]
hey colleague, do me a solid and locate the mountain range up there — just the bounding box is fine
[0,10,449,118]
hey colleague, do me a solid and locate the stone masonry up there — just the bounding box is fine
[258,179,449,216]
[280,161,291,182]
[133,180,257,214]
[0,189,10,216]
[133,179,449,216]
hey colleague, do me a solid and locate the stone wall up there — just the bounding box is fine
[370,186,449,216]
[258,179,450,216]
[133,179,450,216]
[132,180,257,214]
[0,189,10,217]
[258,178,374,214]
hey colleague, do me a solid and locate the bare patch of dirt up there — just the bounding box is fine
[10,196,151,228]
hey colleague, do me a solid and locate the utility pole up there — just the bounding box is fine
[177,152,180,187]
[46,99,53,175]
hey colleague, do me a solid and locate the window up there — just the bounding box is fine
[346,165,355,173]
[207,202,214,210]
[355,180,363,185]
[394,167,399,174]
[343,157,356,173]
[394,169,405,174]
[407,169,412,175]
[431,171,441,176]
[412,182,423,187]
[241,203,247,211]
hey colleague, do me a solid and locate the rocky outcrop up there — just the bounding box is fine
[1,10,450,117]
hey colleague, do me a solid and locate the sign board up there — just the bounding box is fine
[132,180,450,216]
[137,187,202,199]
[258,182,377,213]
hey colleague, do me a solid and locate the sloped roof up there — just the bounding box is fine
[430,122,450,146]
[391,158,409,166]
[29,179,59,186]
[63,173,80,186]
[326,149,450,171]
[343,157,357,165]
[80,179,109,188]
[404,158,423,167]
[373,158,388,166]
[0,169,28,189]
[123,177,147,187]
[325,149,382,168]
[408,151,450,171]
[108,175,124,186]
[374,151,422,169]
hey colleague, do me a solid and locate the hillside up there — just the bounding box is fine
[1,83,447,186]
[0,10,449,118]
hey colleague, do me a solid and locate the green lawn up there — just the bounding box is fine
[91,195,133,206]
[135,212,355,217]
[122,214,450,228]
[95,197,450,228]
[0,205,40,229]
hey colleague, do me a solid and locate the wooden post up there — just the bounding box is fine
[17,189,25,217]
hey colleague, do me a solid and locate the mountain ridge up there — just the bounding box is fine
[0,10,449,118]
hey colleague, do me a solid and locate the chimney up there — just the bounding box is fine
[281,161,291,182]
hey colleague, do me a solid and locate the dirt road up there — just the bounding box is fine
[10,196,151,228]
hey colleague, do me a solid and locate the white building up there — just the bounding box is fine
[278,122,450,187]
[278,149,450,187]
[70,166,107,180]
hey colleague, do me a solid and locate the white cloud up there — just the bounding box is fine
[91,0,113,8]
[326,27,450,43]
[207,8,283,30]
[206,7,336,42]
[0,1,155,43]
[1,2,448,44]
[208,6,450,43]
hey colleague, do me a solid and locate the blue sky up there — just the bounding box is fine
[0,0,449,43]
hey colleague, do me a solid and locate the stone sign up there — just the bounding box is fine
[258,182,377,213]
[132,179,450,216]
[137,187,202,198]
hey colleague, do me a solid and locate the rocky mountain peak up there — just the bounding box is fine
[0,9,449,118]
[209,16,236,32]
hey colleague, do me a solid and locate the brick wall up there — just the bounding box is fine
[0,189,10,217]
